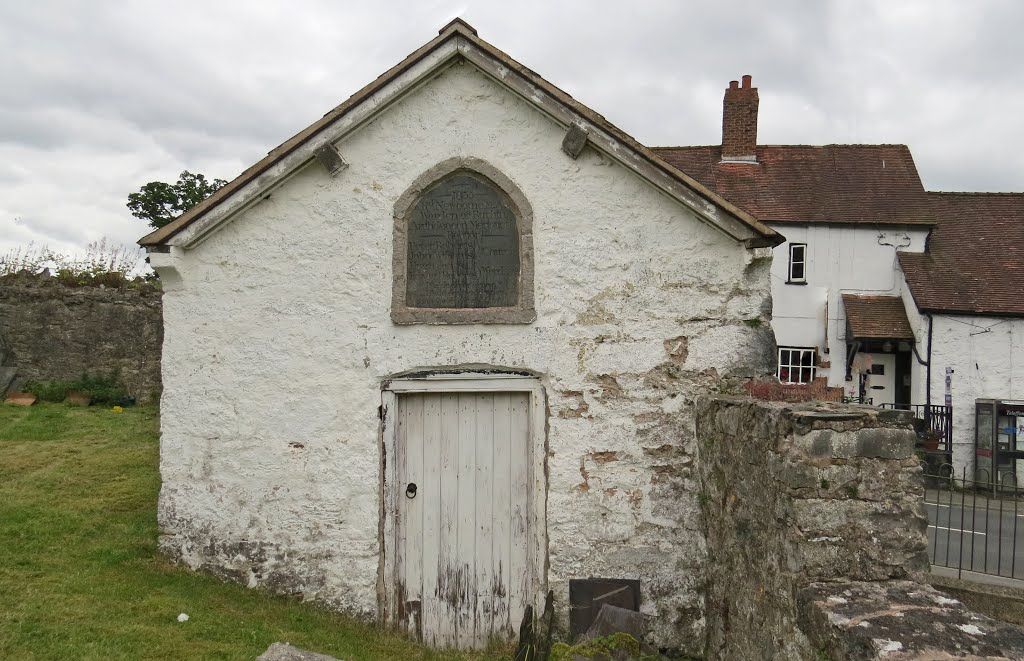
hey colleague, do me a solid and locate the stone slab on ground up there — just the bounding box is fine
[799,580,1024,659]
[562,604,664,660]
[582,604,647,642]
[256,642,342,661]
[4,391,36,406]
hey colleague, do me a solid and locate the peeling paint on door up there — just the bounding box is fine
[396,391,531,648]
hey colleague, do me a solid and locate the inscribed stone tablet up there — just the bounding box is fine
[406,173,520,308]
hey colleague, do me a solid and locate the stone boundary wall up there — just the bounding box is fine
[0,274,163,402]
[695,398,922,658]
[694,397,1024,659]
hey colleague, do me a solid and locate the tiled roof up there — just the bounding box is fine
[841,295,915,340]
[899,193,1024,317]
[652,145,935,225]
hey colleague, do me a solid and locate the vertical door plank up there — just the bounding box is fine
[421,394,443,647]
[403,395,425,640]
[395,395,409,633]
[490,392,513,638]
[473,393,495,646]
[455,393,477,649]
[437,393,460,648]
[508,392,530,629]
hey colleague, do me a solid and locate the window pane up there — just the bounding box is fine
[778,347,816,384]
[791,245,805,261]
[791,263,805,280]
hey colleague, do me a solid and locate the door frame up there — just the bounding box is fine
[378,372,548,633]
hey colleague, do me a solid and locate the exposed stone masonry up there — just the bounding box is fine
[694,397,1024,660]
[0,274,163,402]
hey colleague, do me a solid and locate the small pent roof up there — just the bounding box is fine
[842,294,914,341]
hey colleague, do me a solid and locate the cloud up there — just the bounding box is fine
[1,0,1021,258]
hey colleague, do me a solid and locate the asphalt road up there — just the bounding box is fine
[926,488,1024,580]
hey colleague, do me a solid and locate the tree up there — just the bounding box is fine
[127,171,227,230]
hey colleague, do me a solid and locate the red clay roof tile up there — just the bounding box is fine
[841,294,914,340]
[652,145,934,225]
[899,193,1024,317]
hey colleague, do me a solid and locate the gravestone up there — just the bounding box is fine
[406,173,520,308]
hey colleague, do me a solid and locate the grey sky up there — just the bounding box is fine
[1,0,1021,258]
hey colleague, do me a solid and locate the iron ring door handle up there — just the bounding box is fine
[406,483,418,498]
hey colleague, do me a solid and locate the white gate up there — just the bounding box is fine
[381,375,546,649]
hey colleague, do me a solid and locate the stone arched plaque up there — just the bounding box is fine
[406,173,519,308]
[392,158,535,324]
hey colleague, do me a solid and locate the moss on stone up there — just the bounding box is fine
[548,632,661,661]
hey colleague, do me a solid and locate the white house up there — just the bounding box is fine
[660,79,1024,485]
[140,20,780,652]
[656,78,935,410]
[900,193,1024,484]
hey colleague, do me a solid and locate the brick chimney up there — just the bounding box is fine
[722,74,758,162]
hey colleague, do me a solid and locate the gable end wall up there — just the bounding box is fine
[153,61,775,651]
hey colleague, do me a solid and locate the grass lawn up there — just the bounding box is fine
[0,403,503,660]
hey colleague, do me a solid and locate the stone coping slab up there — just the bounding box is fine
[799,580,1024,659]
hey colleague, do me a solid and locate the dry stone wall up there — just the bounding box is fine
[695,397,1024,660]
[0,274,163,402]
[695,398,930,659]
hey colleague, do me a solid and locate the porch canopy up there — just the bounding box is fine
[842,294,915,341]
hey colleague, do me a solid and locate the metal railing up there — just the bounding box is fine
[924,463,1024,581]
[881,403,953,453]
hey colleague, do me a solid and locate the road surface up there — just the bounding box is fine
[926,488,1024,580]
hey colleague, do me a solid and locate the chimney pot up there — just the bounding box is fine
[742,74,752,89]
[729,80,739,90]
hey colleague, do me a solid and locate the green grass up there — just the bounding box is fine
[0,404,503,660]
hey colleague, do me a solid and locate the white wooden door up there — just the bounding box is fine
[395,391,531,648]
[865,353,896,406]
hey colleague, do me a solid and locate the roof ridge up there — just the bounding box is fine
[652,143,911,149]
[929,190,1024,197]
[842,293,903,300]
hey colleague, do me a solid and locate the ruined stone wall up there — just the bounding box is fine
[695,398,929,659]
[0,274,163,402]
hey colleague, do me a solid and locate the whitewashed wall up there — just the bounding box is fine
[151,60,774,651]
[902,281,1024,477]
[768,224,928,390]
